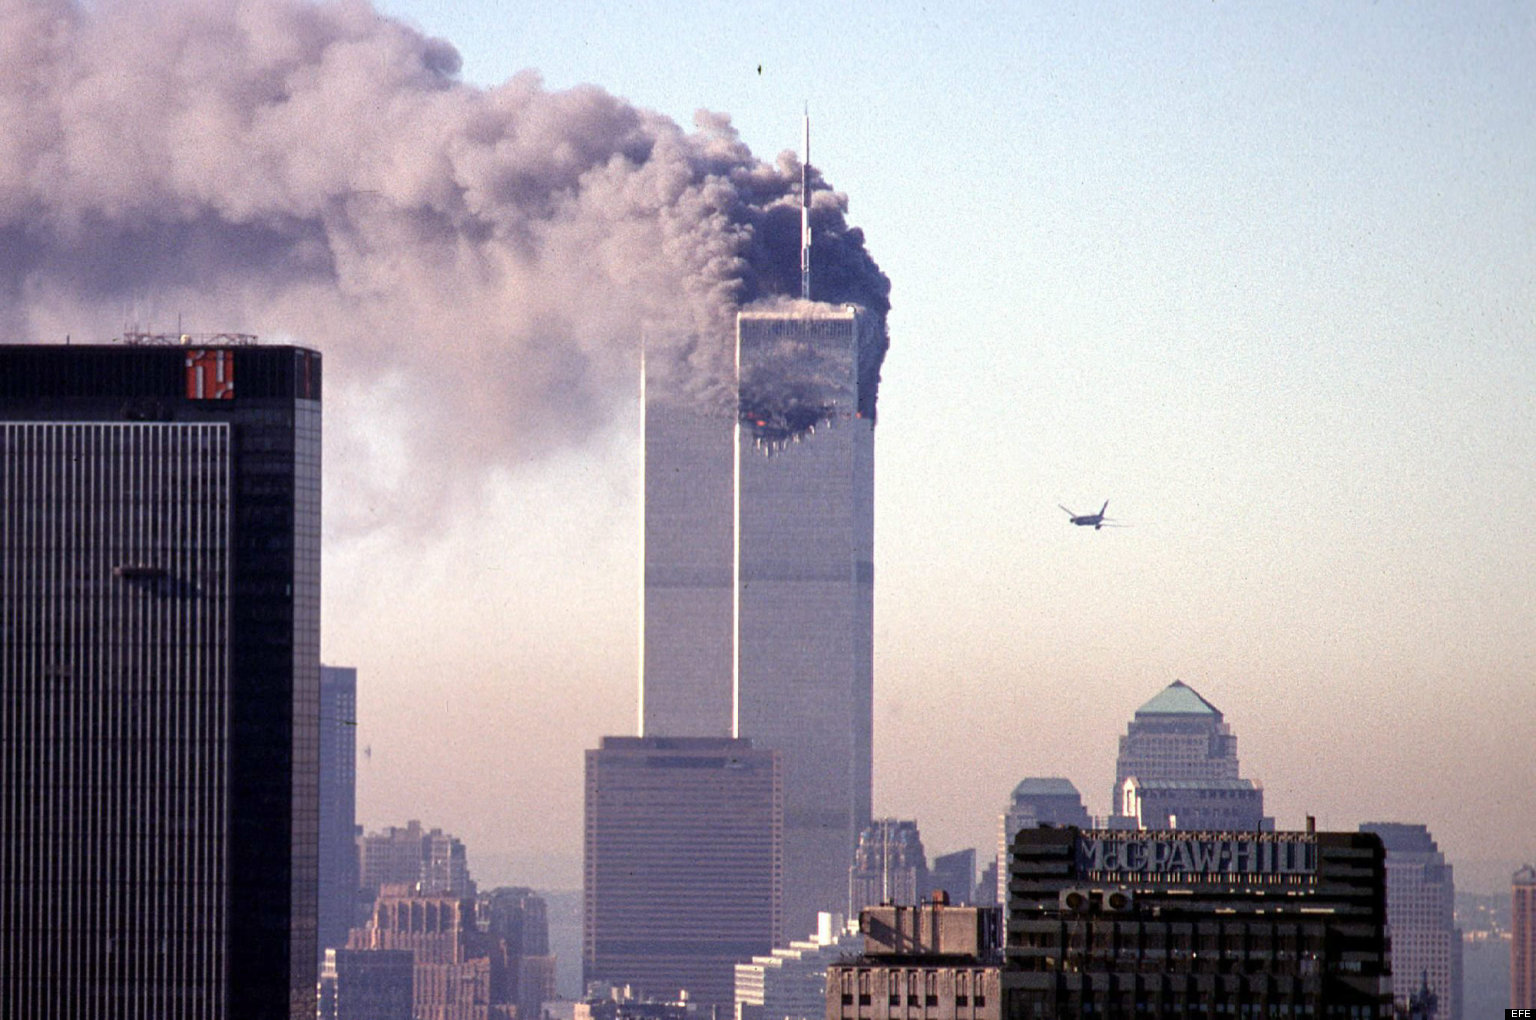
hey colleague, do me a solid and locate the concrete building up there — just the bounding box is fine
[850,819,929,916]
[826,897,1002,1020]
[1359,822,1462,1019]
[734,913,861,1020]
[641,306,880,938]
[359,820,476,899]
[1003,825,1392,1015]
[320,665,360,960]
[0,341,322,1020]
[1118,777,1267,832]
[348,888,512,1020]
[1514,863,1536,1009]
[584,736,782,1008]
[318,948,414,1020]
[995,778,1091,905]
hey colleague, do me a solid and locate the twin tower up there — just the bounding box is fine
[641,305,878,939]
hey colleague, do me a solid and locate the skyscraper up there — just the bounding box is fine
[1110,679,1271,831]
[640,373,734,738]
[1113,680,1239,793]
[584,736,782,1007]
[735,306,877,936]
[1514,863,1536,1009]
[640,305,878,938]
[320,664,360,960]
[0,340,322,1020]
[1359,822,1462,1020]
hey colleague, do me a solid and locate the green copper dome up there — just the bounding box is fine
[1134,679,1221,717]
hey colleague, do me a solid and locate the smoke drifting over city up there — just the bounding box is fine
[0,0,889,525]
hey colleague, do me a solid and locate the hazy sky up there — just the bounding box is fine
[9,0,1530,895]
[324,0,1534,893]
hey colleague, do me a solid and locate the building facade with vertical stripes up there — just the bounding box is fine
[0,342,322,1020]
[583,736,782,1008]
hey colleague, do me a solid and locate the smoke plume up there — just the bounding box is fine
[0,0,890,527]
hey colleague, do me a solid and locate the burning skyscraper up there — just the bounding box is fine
[641,299,880,938]
[735,304,877,936]
[609,111,887,993]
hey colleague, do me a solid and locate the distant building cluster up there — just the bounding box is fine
[318,822,555,1020]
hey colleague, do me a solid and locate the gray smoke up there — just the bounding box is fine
[0,0,889,526]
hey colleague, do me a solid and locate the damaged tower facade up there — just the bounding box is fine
[641,304,878,940]
[736,305,877,939]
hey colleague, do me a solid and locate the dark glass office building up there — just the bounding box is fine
[0,342,322,1020]
[1003,826,1392,1018]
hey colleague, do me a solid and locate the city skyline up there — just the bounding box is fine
[1,0,1531,895]
[356,0,1536,894]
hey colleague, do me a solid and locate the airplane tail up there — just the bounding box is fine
[1100,500,1109,516]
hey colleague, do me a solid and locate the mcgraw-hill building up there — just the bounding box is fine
[1002,826,1391,1018]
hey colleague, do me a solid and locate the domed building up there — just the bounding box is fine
[1110,680,1271,831]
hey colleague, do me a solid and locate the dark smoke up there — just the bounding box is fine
[0,0,889,527]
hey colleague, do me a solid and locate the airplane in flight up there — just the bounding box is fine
[1059,501,1121,530]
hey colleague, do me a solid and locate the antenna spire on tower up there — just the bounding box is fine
[800,106,812,301]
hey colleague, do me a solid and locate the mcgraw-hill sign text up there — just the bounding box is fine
[1075,834,1317,878]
